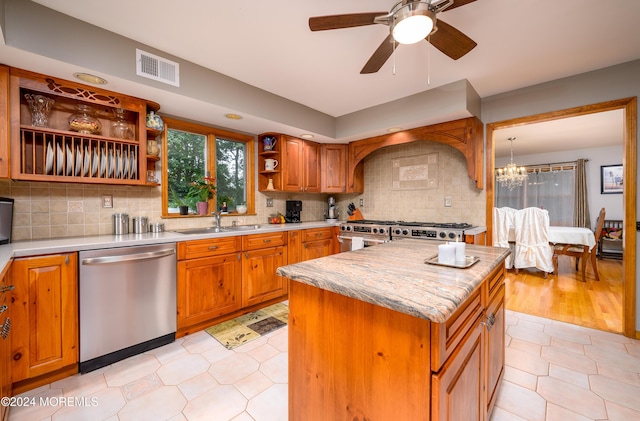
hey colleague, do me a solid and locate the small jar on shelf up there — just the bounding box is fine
[68,104,101,134]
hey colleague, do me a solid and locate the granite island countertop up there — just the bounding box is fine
[276,238,509,323]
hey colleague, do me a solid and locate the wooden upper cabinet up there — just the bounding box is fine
[9,67,149,185]
[282,136,321,193]
[321,144,347,193]
[0,65,9,179]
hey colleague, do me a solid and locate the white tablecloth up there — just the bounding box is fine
[508,226,596,250]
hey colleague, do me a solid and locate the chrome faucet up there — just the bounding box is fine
[212,210,222,228]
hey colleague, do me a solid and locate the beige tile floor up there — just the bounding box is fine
[8,309,640,421]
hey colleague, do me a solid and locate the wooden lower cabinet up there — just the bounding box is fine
[432,319,484,421]
[288,262,506,421]
[10,254,78,384]
[1,263,13,421]
[300,227,338,261]
[242,246,287,307]
[177,253,242,330]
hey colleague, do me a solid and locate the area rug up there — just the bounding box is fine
[205,302,289,350]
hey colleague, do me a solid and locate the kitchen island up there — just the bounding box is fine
[276,239,510,421]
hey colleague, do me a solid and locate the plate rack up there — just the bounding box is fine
[20,127,139,180]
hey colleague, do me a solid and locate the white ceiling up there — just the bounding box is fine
[9,0,640,154]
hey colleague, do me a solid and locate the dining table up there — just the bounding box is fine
[508,225,597,281]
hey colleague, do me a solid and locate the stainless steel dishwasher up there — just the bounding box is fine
[79,243,176,373]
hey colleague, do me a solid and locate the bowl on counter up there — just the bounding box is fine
[236,204,247,214]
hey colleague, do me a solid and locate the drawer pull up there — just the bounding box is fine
[0,285,14,293]
[208,245,219,250]
[263,239,272,243]
[481,313,496,331]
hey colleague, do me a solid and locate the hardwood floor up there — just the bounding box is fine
[505,256,623,333]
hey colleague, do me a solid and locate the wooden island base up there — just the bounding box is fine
[287,263,505,421]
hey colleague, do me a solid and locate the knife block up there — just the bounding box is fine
[348,209,364,220]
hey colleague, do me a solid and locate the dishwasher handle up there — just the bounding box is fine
[81,248,175,265]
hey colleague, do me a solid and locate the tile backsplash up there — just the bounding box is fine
[1,140,486,241]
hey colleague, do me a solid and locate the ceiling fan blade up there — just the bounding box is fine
[429,19,477,60]
[444,0,477,12]
[361,34,394,74]
[309,12,387,31]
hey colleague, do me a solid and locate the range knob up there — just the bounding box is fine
[448,232,457,239]
[379,228,386,234]
[340,225,346,231]
[345,225,352,232]
[372,228,379,234]
[402,229,409,236]
[393,228,402,235]
[438,231,447,239]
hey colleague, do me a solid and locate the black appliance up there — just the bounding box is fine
[0,197,14,245]
[286,200,302,223]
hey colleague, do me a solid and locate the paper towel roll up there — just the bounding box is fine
[438,244,456,264]
[351,237,365,251]
[454,242,466,262]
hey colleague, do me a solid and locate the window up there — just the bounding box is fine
[495,168,575,226]
[161,117,255,216]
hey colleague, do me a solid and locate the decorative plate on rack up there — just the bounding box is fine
[75,147,82,176]
[66,144,73,176]
[83,146,90,176]
[56,144,64,175]
[45,142,53,175]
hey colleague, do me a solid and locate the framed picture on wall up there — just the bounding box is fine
[600,164,623,194]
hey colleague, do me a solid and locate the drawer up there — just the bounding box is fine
[431,287,483,372]
[302,227,335,243]
[487,264,505,299]
[177,236,242,260]
[243,231,287,251]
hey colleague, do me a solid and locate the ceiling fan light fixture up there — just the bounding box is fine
[391,2,436,45]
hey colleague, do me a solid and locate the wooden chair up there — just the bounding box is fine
[552,208,605,282]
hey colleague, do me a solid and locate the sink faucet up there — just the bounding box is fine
[212,210,222,228]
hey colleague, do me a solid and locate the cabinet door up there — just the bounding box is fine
[1,266,12,420]
[11,254,78,381]
[302,239,334,261]
[177,253,242,330]
[303,140,321,192]
[282,136,304,192]
[485,283,505,418]
[287,230,302,266]
[242,246,287,307]
[321,144,347,193]
[432,319,484,421]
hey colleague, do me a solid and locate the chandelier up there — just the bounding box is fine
[496,137,528,190]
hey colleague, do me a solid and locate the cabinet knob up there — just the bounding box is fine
[481,313,496,331]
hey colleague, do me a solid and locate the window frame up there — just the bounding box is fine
[160,117,255,218]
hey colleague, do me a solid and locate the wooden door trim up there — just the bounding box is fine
[485,97,637,337]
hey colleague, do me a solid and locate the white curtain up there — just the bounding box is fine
[495,169,575,226]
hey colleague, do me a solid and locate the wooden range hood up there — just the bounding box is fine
[347,116,484,192]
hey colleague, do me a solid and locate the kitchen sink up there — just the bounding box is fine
[172,225,262,235]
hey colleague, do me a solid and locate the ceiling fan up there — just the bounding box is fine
[309,0,478,74]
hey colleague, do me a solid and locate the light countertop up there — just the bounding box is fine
[0,221,339,270]
[276,238,509,323]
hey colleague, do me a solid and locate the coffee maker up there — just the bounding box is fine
[285,200,302,223]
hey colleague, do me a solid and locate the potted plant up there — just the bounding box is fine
[187,176,216,215]
[169,187,190,215]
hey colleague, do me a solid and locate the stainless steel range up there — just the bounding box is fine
[338,220,474,252]
[391,221,473,242]
[338,220,393,252]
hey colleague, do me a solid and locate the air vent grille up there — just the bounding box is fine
[136,49,180,87]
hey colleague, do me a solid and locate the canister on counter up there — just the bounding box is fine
[132,216,149,234]
[112,213,129,235]
[149,222,165,233]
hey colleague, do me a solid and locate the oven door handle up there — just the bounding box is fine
[81,248,176,265]
[337,236,388,244]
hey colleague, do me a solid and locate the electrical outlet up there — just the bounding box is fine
[359,198,364,207]
[266,198,273,207]
[102,195,113,208]
[637,221,640,231]
[444,197,452,207]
